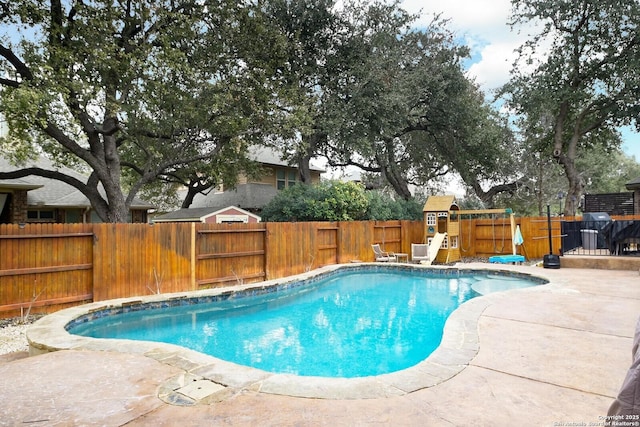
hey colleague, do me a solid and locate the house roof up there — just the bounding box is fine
[625,176,640,190]
[153,205,260,222]
[0,175,43,191]
[190,183,278,210]
[249,146,325,172]
[423,195,457,212]
[154,207,221,222]
[0,155,153,209]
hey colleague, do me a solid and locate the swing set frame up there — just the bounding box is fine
[455,209,519,257]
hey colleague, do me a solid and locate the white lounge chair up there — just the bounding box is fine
[371,244,396,262]
[411,243,430,264]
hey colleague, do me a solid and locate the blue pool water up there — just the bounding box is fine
[68,268,543,378]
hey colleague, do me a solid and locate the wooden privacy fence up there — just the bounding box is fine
[458,215,554,259]
[0,220,423,317]
[3,215,639,318]
[457,214,640,259]
[0,223,94,317]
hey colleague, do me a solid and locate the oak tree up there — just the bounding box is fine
[502,0,640,215]
[0,1,279,221]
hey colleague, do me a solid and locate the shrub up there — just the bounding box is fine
[261,180,368,222]
[261,181,423,222]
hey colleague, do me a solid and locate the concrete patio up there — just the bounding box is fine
[0,264,638,426]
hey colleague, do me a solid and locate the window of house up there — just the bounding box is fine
[276,169,297,190]
[27,209,55,221]
[426,213,436,226]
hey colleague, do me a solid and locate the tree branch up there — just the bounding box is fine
[0,167,88,194]
[0,44,34,82]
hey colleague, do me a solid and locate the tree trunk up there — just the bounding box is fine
[298,151,312,184]
[180,178,216,209]
[536,155,544,216]
[557,154,584,216]
[554,119,583,216]
[377,139,412,200]
[100,180,129,222]
[90,131,130,222]
[469,180,521,208]
[297,131,325,184]
[182,188,198,209]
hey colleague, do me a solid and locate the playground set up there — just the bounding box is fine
[422,195,525,264]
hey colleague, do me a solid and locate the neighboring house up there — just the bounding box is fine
[625,177,640,215]
[190,182,279,216]
[217,146,325,192]
[156,146,325,222]
[153,205,261,224]
[0,156,153,224]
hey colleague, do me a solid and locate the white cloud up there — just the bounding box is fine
[466,40,521,92]
[404,0,512,35]
[401,0,523,92]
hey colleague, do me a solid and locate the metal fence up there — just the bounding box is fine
[561,219,640,256]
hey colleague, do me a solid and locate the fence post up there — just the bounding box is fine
[264,223,270,280]
[190,222,196,290]
[337,221,342,264]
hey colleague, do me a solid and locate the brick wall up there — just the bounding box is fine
[10,190,28,223]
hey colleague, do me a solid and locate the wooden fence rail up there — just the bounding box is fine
[1,215,639,318]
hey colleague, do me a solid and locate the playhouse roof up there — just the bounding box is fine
[423,195,457,212]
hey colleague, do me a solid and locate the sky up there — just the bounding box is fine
[401,0,640,160]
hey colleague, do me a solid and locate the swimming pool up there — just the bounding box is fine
[29,263,548,401]
[66,265,545,378]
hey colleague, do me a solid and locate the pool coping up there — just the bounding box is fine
[27,263,551,403]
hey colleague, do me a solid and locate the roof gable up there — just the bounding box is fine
[423,195,457,212]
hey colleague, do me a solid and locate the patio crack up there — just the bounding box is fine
[481,314,635,340]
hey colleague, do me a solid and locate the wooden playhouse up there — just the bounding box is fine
[423,195,519,264]
[422,195,461,263]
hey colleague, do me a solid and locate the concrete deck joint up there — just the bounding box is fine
[470,364,618,399]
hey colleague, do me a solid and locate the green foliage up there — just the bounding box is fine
[261,181,423,222]
[579,142,640,194]
[5,0,636,222]
[315,3,517,201]
[364,191,423,220]
[261,180,368,222]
